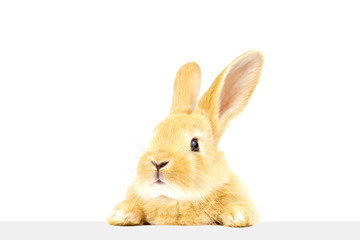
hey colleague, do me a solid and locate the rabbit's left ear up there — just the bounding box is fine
[196,51,264,142]
[170,62,201,114]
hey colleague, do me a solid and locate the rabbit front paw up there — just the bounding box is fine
[221,203,257,227]
[106,202,143,226]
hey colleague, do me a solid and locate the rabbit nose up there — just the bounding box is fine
[151,161,169,170]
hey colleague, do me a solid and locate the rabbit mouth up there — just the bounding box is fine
[153,172,166,184]
[155,179,165,184]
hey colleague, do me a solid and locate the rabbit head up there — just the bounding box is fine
[133,51,264,202]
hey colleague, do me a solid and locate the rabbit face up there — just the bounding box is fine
[134,113,230,201]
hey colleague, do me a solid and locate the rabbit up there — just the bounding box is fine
[107,50,264,227]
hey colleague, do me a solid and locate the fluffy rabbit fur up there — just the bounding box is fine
[107,50,264,227]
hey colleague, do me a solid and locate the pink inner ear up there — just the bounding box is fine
[219,61,252,119]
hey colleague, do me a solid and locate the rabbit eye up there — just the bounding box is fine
[190,138,199,152]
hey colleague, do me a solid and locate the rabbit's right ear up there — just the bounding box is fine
[170,62,201,114]
[196,51,264,143]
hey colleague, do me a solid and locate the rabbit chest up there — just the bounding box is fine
[140,196,223,225]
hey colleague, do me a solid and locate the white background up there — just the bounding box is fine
[0,0,359,222]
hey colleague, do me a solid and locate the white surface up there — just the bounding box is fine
[0,0,360,221]
[0,222,359,240]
